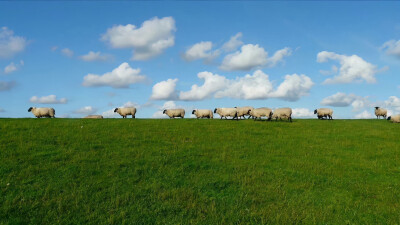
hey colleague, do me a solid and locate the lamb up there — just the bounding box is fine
[192,109,213,119]
[314,108,333,120]
[249,107,272,120]
[84,115,103,119]
[114,107,136,118]
[214,108,238,120]
[235,106,254,119]
[271,107,292,122]
[387,115,400,123]
[28,107,55,118]
[163,109,185,118]
[374,107,387,119]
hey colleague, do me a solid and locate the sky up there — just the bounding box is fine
[1,1,400,119]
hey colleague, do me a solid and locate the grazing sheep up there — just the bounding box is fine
[28,107,55,118]
[114,107,136,118]
[235,106,254,119]
[374,107,387,119]
[271,107,293,122]
[314,108,333,120]
[214,108,238,120]
[163,109,185,118]
[192,109,213,119]
[249,107,272,120]
[84,115,103,119]
[387,115,400,123]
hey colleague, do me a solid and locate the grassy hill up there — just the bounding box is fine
[1,118,399,224]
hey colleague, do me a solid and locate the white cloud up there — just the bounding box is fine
[180,72,228,101]
[82,62,147,88]
[61,48,74,57]
[4,60,23,74]
[0,81,16,91]
[79,51,113,62]
[30,95,68,104]
[221,32,243,52]
[0,27,28,59]
[151,78,178,100]
[74,106,97,115]
[220,44,291,71]
[321,92,370,111]
[381,40,400,57]
[51,46,58,51]
[214,70,274,100]
[292,108,314,118]
[179,70,313,101]
[182,41,219,62]
[270,74,314,101]
[101,16,176,60]
[354,110,374,119]
[317,51,378,84]
[384,96,400,113]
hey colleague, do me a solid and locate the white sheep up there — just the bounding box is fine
[28,107,55,118]
[387,115,400,123]
[84,115,103,119]
[214,108,238,120]
[374,107,387,119]
[235,106,254,119]
[249,107,272,120]
[271,107,293,122]
[163,109,185,118]
[314,108,333,120]
[192,109,213,119]
[114,107,136,118]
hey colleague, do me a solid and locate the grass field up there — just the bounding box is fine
[1,118,400,224]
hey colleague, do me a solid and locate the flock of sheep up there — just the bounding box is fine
[26,106,400,122]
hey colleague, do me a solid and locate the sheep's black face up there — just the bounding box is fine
[387,116,391,120]
[114,108,118,113]
[163,110,167,114]
[234,107,237,108]
[314,109,317,114]
[28,107,33,112]
[214,108,217,113]
[375,107,379,109]
[247,109,252,114]
[192,110,196,114]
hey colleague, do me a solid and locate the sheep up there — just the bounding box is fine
[163,109,185,118]
[28,107,55,118]
[192,109,213,119]
[374,107,387,119]
[114,107,136,118]
[314,108,333,120]
[271,107,293,122]
[387,115,400,123]
[249,107,273,120]
[214,108,238,120]
[84,115,103,119]
[235,106,254,119]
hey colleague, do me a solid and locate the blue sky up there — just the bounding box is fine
[1,1,400,118]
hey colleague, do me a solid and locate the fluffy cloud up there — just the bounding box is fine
[0,81,16,91]
[30,95,68,104]
[151,78,178,100]
[4,60,23,74]
[384,96,400,112]
[354,110,374,119]
[180,72,229,101]
[381,40,400,57]
[61,48,74,57]
[220,44,291,71]
[101,17,176,60]
[317,51,378,84]
[179,70,313,101]
[221,32,243,52]
[82,62,147,88]
[79,51,113,62]
[292,108,314,118]
[0,27,28,59]
[182,41,219,62]
[321,92,370,111]
[74,106,97,115]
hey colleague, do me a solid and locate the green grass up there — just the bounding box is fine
[1,118,400,224]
